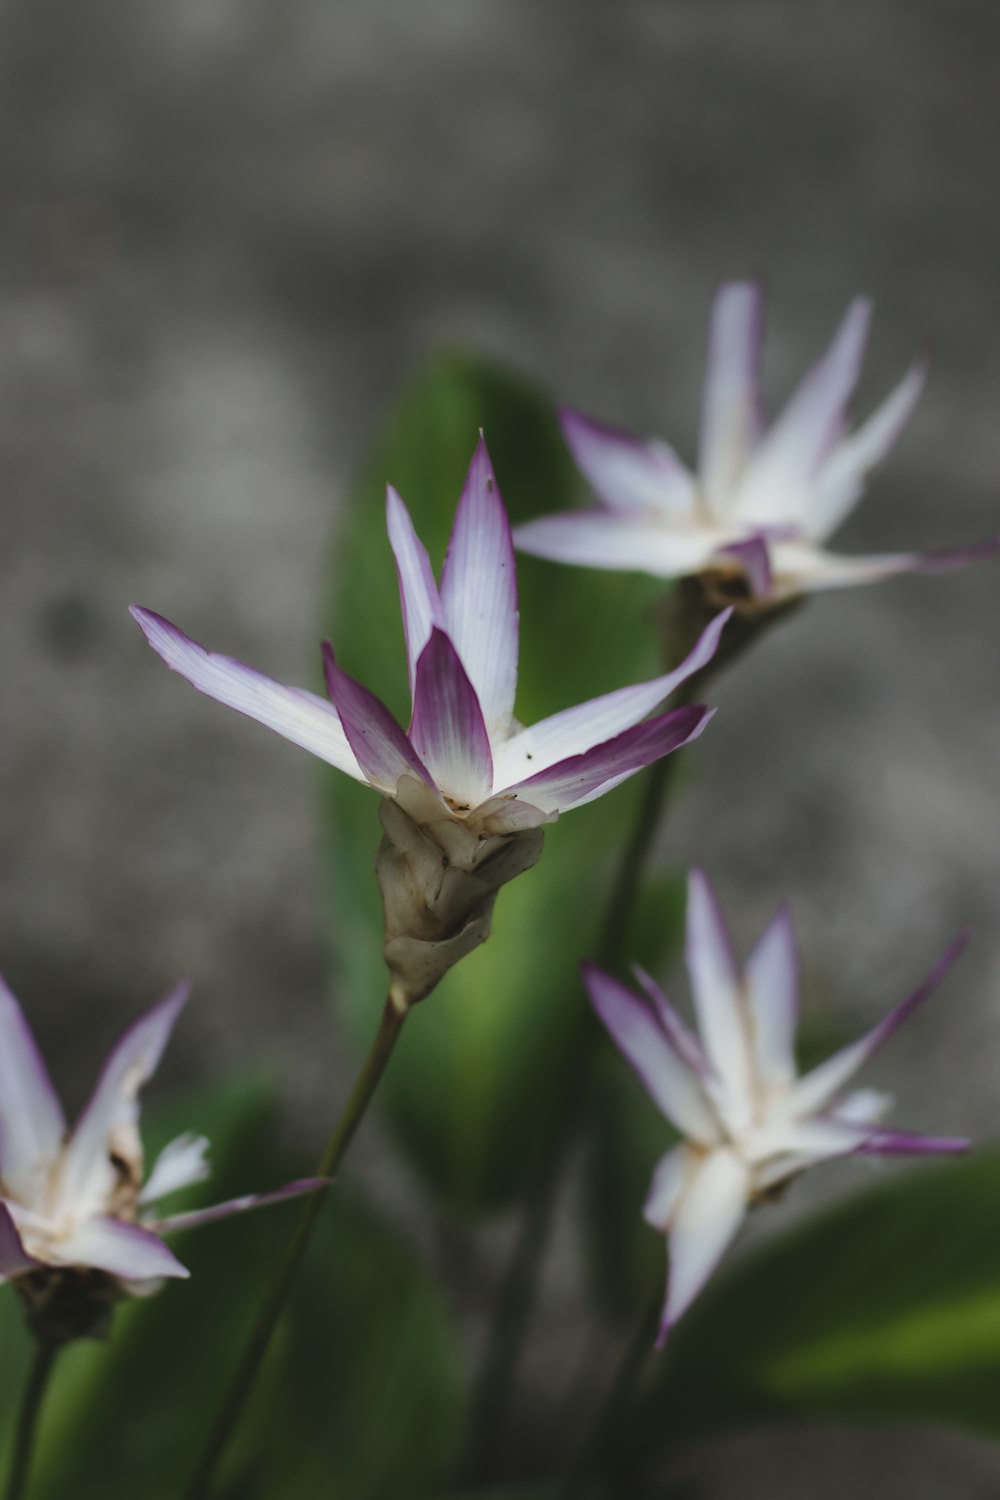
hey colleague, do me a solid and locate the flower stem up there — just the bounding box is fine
[5,1341,58,1500]
[183,991,409,1500]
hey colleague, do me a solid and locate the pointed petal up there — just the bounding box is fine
[513,509,717,578]
[632,964,709,1077]
[54,1215,189,1280]
[659,1147,749,1342]
[408,628,493,807]
[505,705,713,816]
[139,1133,212,1206]
[439,437,519,736]
[806,364,925,540]
[322,645,430,795]
[736,298,872,528]
[58,984,190,1223]
[582,963,718,1143]
[643,1145,694,1230]
[0,976,65,1203]
[559,408,697,515]
[685,871,754,1127]
[712,535,773,599]
[770,536,1000,595]
[386,485,441,697]
[792,932,969,1117]
[150,1176,328,1234]
[744,906,799,1088]
[699,282,764,511]
[0,1202,42,1278]
[856,1130,968,1157]
[130,608,365,781]
[493,610,730,787]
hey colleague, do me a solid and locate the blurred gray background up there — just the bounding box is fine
[2,1,1000,1493]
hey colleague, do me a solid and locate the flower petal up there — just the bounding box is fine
[643,1145,694,1231]
[53,1215,189,1281]
[584,962,719,1142]
[130,608,365,781]
[744,905,799,1088]
[770,536,1000,595]
[408,628,494,808]
[439,437,519,737]
[150,1176,328,1234]
[386,485,442,697]
[322,645,431,795]
[558,408,697,515]
[513,509,717,578]
[0,975,66,1204]
[505,705,713,815]
[735,298,872,529]
[660,1147,749,1342]
[0,1202,42,1278]
[57,983,190,1223]
[685,871,754,1128]
[631,964,709,1078]
[493,609,730,787]
[856,1130,968,1157]
[699,281,764,512]
[139,1133,212,1206]
[712,535,773,599]
[791,931,969,1117]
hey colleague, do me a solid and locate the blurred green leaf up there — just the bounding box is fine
[323,350,668,1213]
[638,1149,1000,1450]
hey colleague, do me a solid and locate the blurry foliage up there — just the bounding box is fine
[322,350,667,1213]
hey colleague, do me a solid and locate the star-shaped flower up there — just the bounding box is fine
[0,978,324,1301]
[515,283,991,603]
[582,871,968,1344]
[131,438,726,836]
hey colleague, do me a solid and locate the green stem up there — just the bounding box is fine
[183,992,409,1500]
[5,1342,58,1500]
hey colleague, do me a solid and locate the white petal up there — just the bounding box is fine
[699,282,763,513]
[744,907,798,1088]
[643,1145,696,1230]
[768,538,920,595]
[513,510,718,579]
[559,408,698,515]
[139,1133,212,1206]
[685,872,754,1131]
[661,1147,749,1338]
[53,1215,189,1281]
[0,976,66,1204]
[386,485,442,697]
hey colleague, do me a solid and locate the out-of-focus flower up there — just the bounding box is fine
[515,283,993,604]
[0,978,323,1338]
[583,871,968,1344]
[132,439,729,1004]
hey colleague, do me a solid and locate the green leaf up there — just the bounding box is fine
[639,1150,1000,1449]
[323,350,667,1212]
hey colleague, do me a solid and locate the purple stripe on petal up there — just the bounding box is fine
[386,486,442,697]
[558,408,697,516]
[322,644,431,795]
[150,1176,329,1234]
[506,705,712,815]
[856,1131,969,1158]
[714,535,773,599]
[439,437,520,736]
[129,607,365,781]
[0,975,66,1203]
[631,964,709,1077]
[0,1203,41,1277]
[409,627,494,809]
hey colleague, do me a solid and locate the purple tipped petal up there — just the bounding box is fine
[631,964,708,1077]
[493,609,730,787]
[558,408,697,515]
[582,962,718,1143]
[0,1203,42,1278]
[744,906,799,1088]
[513,510,716,578]
[54,1215,189,1281]
[150,1176,329,1234]
[685,872,754,1123]
[699,282,764,512]
[409,627,494,808]
[792,931,969,1116]
[322,645,431,795]
[659,1147,749,1344]
[856,1130,969,1158]
[439,437,519,736]
[0,975,66,1203]
[713,535,773,599]
[129,608,365,782]
[505,705,712,816]
[736,298,872,529]
[58,983,190,1223]
[386,486,442,696]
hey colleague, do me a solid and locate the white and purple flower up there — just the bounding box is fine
[583,870,968,1344]
[515,283,991,602]
[131,438,727,837]
[0,978,324,1293]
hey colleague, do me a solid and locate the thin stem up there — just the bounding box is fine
[184,992,409,1500]
[5,1342,58,1500]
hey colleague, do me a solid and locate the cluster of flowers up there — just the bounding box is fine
[0,283,987,1357]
